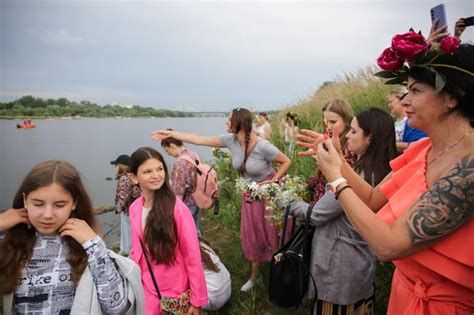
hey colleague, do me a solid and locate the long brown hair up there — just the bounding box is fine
[0,161,97,294]
[129,147,178,265]
[230,108,253,175]
[322,99,354,148]
[199,238,220,273]
[353,108,398,185]
[115,163,129,177]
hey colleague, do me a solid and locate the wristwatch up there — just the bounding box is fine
[328,177,347,193]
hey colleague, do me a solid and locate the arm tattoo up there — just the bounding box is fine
[407,156,474,245]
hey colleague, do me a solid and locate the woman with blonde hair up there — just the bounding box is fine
[387,87,427,153]
[306,99,356,204]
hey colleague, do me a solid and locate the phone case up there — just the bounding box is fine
[430,4,447,30]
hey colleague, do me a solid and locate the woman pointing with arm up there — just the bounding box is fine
[152,108,291,292]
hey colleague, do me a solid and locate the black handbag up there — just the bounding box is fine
[269,204,317,310]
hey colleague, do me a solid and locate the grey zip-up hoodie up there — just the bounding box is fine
[3,250,144,315]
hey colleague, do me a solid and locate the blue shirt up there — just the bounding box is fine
[402,119,427,143]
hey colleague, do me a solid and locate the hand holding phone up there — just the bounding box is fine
[454,16,473,39]
[430,4,447,31]
[462,16,474,27]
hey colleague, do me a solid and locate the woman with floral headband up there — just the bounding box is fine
[151,108,291,293]
[297,32,474,314]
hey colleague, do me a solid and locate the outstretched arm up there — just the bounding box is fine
[151,129,223,147]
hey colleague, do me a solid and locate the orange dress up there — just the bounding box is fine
[377,138,474,315]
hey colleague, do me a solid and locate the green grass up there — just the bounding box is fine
[200,210,310,315]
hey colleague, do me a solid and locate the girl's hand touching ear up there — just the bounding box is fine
[0,208,31,232]
[59,218,97,245]
[0,208,30,232]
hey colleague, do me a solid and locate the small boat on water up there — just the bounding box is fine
[17,123,37,129]
[17,119,37,129]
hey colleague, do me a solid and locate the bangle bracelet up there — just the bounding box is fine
[335,185,351,200]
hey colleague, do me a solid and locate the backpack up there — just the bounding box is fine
[178,155,219,210]
[269,204,317,310]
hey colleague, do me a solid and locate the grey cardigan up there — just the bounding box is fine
[285,189,375,305]
[3,251,145,315]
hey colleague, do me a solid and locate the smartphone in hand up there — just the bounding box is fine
[430,4,447,31]
[463,16,474,27]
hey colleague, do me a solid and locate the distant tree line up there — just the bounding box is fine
[0,96,192,118]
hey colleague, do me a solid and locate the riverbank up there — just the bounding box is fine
[1,115,228,120]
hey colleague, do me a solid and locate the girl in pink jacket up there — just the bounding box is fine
[128,147,208,315]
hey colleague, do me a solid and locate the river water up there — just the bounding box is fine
[0,117,227,244]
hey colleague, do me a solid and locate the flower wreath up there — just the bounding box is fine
[375,30,474,91]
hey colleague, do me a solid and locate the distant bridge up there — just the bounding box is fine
[189,112,228,117]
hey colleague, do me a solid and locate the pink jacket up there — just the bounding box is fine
[129,196,208,313]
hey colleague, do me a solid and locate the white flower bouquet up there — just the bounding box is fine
[235,177,264,203]
[235,175,307,228]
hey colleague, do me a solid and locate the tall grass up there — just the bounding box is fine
[204,66,396,314]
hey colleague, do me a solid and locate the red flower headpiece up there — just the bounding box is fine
[375,30,472,91]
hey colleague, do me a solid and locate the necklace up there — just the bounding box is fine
[427,129,474,166]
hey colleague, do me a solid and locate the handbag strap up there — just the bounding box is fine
[303,204,318,309]
[302,204,315,253]
[139,236,162,299]
[279,205,292,248]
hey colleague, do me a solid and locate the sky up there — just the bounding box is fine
[1,0,473,112]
